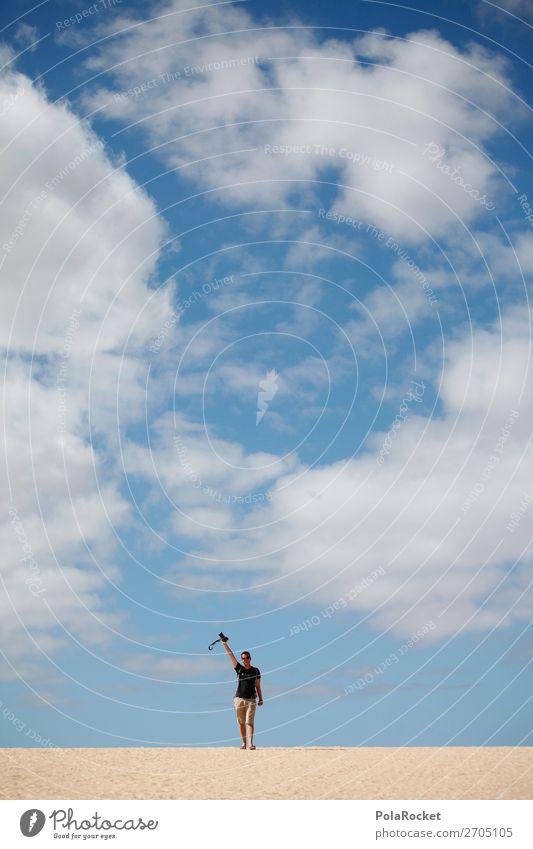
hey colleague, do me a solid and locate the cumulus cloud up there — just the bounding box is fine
[0,63,175,680]
[163,305,533,642]
[70,0,529,642]
[2,0,531,692]
[79,1,521,242]
[0,70,172,356]
[121,410,300,540]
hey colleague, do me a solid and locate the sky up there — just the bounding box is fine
[0,0,532,752]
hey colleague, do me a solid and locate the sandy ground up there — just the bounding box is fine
[1,747,531,800]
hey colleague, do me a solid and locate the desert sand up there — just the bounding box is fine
[1,746,531,799]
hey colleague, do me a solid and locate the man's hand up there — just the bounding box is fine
[258,699,264,706]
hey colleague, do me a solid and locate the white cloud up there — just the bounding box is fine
[514,233,533,272]
[0,64,175,681]
[0,71,173,357]
[122,652,222,681]
[456,229,533,285]
[282,225,361,270]
[479,0,533,24]
[81,3,520,242]
[12,23,39,51]
[2,1,530,687]
[168,306,533,641]
[345,267,436,354]
[121,410,299,540]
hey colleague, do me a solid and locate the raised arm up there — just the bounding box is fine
[222,640,238,669]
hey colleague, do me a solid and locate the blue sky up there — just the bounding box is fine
[0,0,532,750]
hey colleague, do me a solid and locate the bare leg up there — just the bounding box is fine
[247,723,255,749]
[239,722,246,748]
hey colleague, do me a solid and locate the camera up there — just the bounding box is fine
[208,631,229,650]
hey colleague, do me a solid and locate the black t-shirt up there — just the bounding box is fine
[235,662,260,699]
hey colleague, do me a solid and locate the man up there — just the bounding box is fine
[222,638,263,749]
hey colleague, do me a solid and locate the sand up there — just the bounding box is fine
[1,746,531,799]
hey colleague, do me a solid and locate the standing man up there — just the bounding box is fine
[222,638,263,749]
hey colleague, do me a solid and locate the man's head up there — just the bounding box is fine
[241,651,252,668]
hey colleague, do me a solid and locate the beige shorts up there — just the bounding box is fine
[234,697,257,725]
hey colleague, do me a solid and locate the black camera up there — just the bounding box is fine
[208,631,229,650]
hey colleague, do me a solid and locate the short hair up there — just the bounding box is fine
[241,651,251,658]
